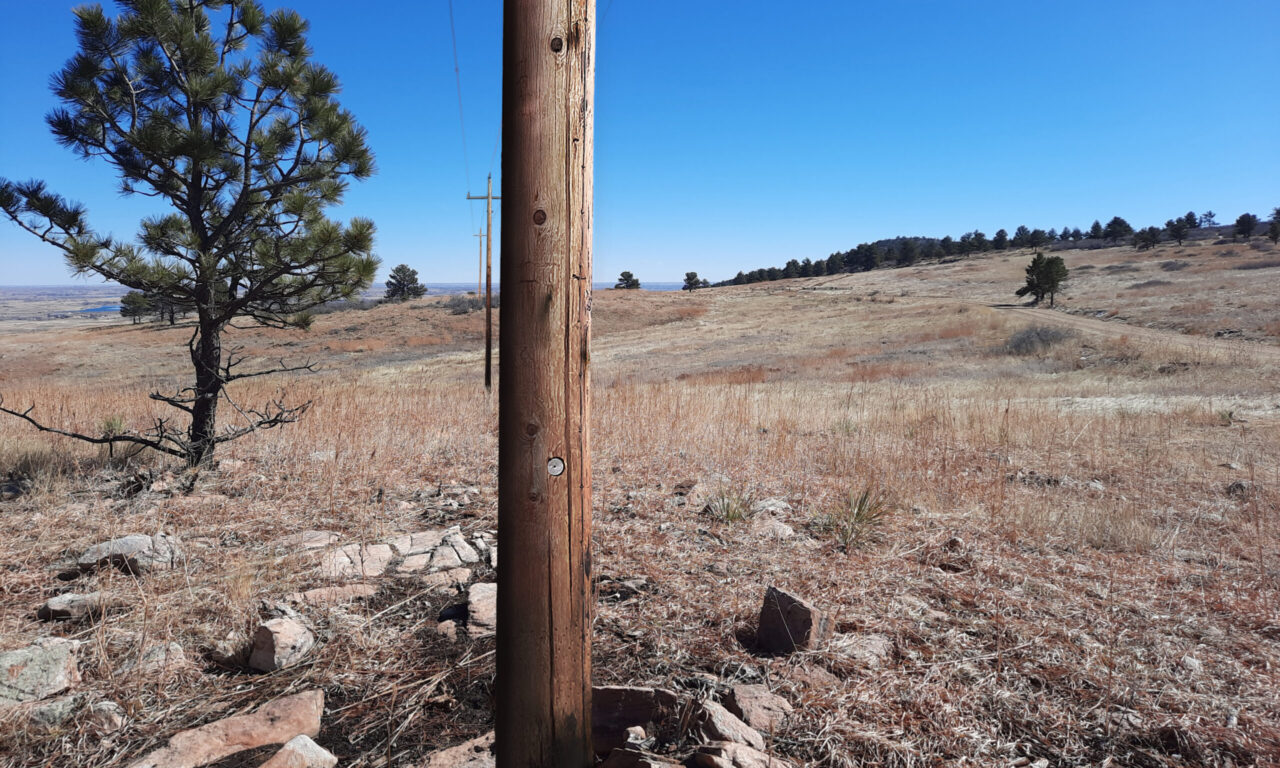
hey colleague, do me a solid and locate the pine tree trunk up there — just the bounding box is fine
[187,318,222,466]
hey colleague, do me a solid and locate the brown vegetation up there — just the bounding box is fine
[0,241,1278,766]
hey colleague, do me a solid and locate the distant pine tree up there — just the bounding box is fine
[385,264,426,300]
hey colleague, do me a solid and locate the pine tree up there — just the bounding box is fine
[1165,218,1189,245]
[992,229,1009,250]
[1089,220,1105,239]
[1103,217,1134,243]
[683,271,704,291]
[1233,213,1260,241]
[0,2,377,466]
[120,290,152,324]
[1269,208,1280,244]
[385,264,426,300]
[614,271,641,289]
[1016,253,1069,307]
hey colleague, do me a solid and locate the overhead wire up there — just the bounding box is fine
[447,0,477,231]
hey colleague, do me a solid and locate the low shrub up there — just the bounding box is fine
[815,485,892,550]
[445,295,483,315]
[1126,279,1172,290]
[1233,259,1280,271]
[1159,260,1189,271]
[1003,325,1076,356]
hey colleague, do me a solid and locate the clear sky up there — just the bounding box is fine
[1,1,1277,286]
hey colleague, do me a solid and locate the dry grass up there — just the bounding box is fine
[1,253,1279,766]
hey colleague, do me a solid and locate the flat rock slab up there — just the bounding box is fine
[0,638,81,708]
[692,741,794,768]
[79,533,181,574]
[756,586,831,654]
[467,582,497,637]
[126,689,323,768]
[423,731,494,768]
[725,684,793,732]
[318,543,393,579]
[249,618,315,672]
[258,734,337,768]
[125,642,187,675]
[693,700,765,751]
[830,632,893,669]
[387,529,450,556]
[422,568,473,591]
[275,531,341,551]
[286,583,379,607]
[37,591,112,621]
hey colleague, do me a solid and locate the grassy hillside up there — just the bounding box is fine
[0,240,1277,766]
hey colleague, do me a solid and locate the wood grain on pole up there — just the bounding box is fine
[496,0,594,766]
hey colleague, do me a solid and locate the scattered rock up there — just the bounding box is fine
[599,747,680,767]
[592,686,681,755]
[750,498,792,516]
[318,543,393,579]
[692,700,765,751]
[37,591,111,621]
[830,632,893,669]
[275,531,340,551]
[756,586,831,654]
[789,664,838,689]
[126,689,323,768]
[0,638,81,708]
[596,574,653,602]
[1224,480,1254,499]
[78,533,181,574]
[429,544,465,571]
[248,618,316,672]
[692,741,794,768]
[126,642,188,675]
[421,568,473,591]
[445,531,481,564]
[436,620,459,642]
[673,479,698,496]
[387,529,449,556]
[210,630,249,667]
[488,546,498,569]
[285,583,379,607]
[724,684,793,732]
[423,731,495,768]
[84,700,126,733]
[1181,655,1204,674]
[466,582,497,637]
[258,734,338,768]
[29,695,80,726]
[751,517,795,540]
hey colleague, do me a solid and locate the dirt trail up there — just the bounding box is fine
[987,303,1280,362]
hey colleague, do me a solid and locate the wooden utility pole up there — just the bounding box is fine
[496,0,594,765]
[467,175,500,390]
[474,229,485,298]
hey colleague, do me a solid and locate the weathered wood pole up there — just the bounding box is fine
[496,0,594,765]
[484,174,497,391]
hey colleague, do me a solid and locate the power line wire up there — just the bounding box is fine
[447,0,477,230]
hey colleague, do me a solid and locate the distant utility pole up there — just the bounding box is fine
[466,174,500,390]
[496,0,595,766]
[474,229,485,298]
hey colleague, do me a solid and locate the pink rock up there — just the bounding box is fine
[126,690,323,768]
[248,618,315,672]
[756,586,831,654]
[692,742,794,768]
[257,734,337,768]
[423,731,494,767]
[693,700,765,751]
[724,684,793,732]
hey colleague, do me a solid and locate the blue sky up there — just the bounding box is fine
[1,1,1277,286]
